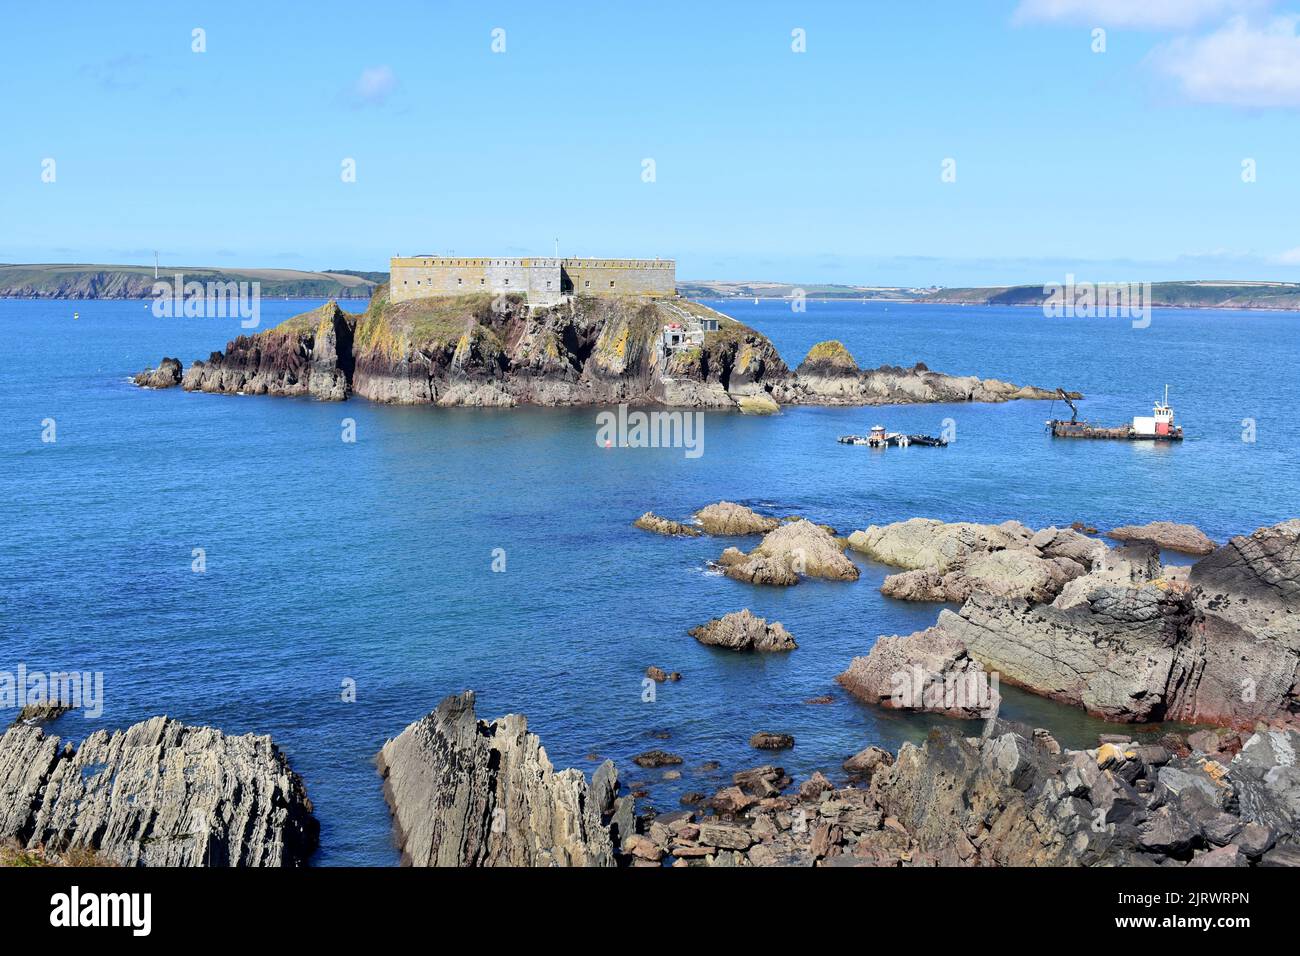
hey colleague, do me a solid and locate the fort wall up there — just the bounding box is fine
[389,256,674,305]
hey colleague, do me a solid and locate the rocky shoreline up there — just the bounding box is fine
[132,287,1074,411]
[5,504,1294,868]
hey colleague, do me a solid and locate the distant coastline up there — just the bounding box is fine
[7,263,1300,312]
[0,263,382,300]
[681,278,1300,312]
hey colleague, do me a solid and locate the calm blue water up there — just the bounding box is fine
[1,297,1296,865]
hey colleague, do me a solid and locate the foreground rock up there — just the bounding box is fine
[648,724,1299,867]
[718,519,859,586]
[688,609,797,652]
[0,717,318,866]
[132,356,183,388]
[855,520,1300,729]
[1107,521,1217,556]
[378,691,621,866]
[693,501,779,535]
[633,512,702,537]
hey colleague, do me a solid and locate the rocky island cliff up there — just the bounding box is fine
[167,286,1071,410]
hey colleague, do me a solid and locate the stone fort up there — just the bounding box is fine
[389,255,675,307]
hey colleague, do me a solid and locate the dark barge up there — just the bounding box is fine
[1046,387,1184,442]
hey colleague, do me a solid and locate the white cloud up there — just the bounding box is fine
[1274,246,1300,263]
[1013,0,1269,31]
[1153,15,1300,106]
[353,65,396,105]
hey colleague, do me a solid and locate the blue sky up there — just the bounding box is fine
[5,0,1300,285]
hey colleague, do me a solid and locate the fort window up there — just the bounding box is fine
[584,280,590,287]
[610,280,615,288]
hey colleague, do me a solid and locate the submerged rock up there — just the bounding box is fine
[0,717,318,866]
[377,691,618,866]
[633,749,683,768]
[633,512,702,537]
[1107,521,1217,556]
[688,609,797,652]
[693,501,780,535]
[132,356,183,388]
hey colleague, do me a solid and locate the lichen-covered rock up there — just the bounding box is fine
[688,609,797,652]
[881,549,1086,603]
[377,691,618,867]
[693,501,780,535]
[1108,521,1217,556]
[0,717,317,866]
[633,512,702,537]
[721,519,859,586]
[132,356,182,388]
[847,518,1036,572]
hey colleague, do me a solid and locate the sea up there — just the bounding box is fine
[1,296,1296,864]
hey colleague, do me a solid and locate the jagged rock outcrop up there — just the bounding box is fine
[1108,521,1217,556]
[183,301,353,401]
[646,724,1299,867]
[132,356,182,388]
[693,501,779,536]
[718,519,859,586]
[837,626,999,718]
[853,520,1299,729]
[633,512,701,537]
[177,287,1071,409]
[376,691,619,866]
[0,717,318,866]
[689,609,797,652]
